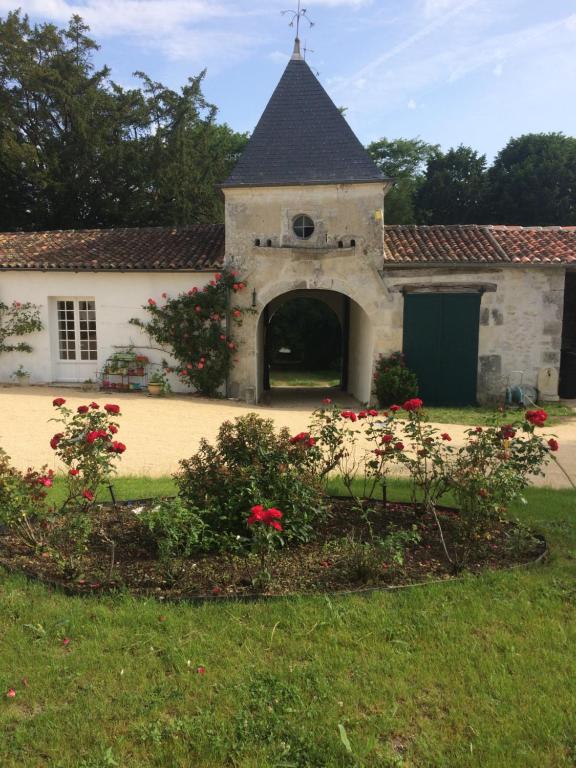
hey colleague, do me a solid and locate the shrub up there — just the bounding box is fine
[140,498,212,559]
[0,300,43,355]
[49,398,126,550]
[0,447,51,549]
[175,413,326,548]
[373,352,418,408]
[131,270,249,397]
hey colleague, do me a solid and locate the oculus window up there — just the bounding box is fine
[293,214,315,240]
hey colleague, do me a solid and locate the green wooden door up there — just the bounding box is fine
[403,293,481,406]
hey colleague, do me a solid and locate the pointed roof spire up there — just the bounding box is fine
[222,57,385,188]
[291,36,303,61]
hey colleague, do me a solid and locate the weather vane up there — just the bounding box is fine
[281,1,314,40]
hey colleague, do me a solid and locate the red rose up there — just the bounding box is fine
[390,405,400,412]
[89,402,99,409]
[109,425,118,434]
[500,424,516,440]
[373,449,385,456]
[394,442,404,451]
[358,410,367,419]
[233,309,241,318]
[52,397,66,407]
[77,405,89,414]
[547,438,559,452]
[50,433,63,450]
[109,441,126,454]
[82,489,94,501]
[526,409,548,427]
[195,305,202,313]
[6,688,16,698]
[322,397,332,405]
[475,426,483,433]
[247,505,283,530]
[382,434,393,444]
[69,468,79,476]
[441,433,452,441]
[104,404,120,415]
[368,409,378,417]
[402,398,423,412]
[214,273,222,281]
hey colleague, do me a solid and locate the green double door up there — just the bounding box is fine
[403,293,481,406]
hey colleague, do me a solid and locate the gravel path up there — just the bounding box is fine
[1,385,575,488]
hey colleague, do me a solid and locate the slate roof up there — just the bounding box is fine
[222,54,385,187]
[0,224,575,271]
[384,225,576,265]
[0,225,224,271]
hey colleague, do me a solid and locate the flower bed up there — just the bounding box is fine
[0,497,546,599]
[0,397,566,599]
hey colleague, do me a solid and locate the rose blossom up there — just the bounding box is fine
[402,398,423,412]
[77,405,89,414]
[52,397,66,407]
[547,438,559,452]
[104,404,120,415]
[82,489,95,501]
[526,409,548,427]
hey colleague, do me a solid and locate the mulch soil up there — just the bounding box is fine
[0,499,546,600]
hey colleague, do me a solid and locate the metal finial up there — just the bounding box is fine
[281,0,314,45]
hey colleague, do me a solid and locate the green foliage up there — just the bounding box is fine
[175,413,326,547]
[0,301,43,355]
[0,11,247,231]
[268,297,342,372]
[373,352,418,407]
[367,136,440,224]
[0,447,51,549]
[487,132,576,225]
[416,145,488,224]
[140,498,211,559]
[131,270,248,397]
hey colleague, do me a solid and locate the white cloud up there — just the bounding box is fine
[268,50,290,63]
[421,0,472,17]
[407,98,417,109]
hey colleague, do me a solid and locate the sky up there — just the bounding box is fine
[1,0,575,160]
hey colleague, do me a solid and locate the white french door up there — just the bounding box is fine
[52,298,99,382]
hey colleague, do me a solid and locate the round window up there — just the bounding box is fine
[293,214,315,239]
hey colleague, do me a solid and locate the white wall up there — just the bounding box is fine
[0,271,214,390]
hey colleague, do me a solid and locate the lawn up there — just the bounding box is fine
[422,401,574,426]
[269,368,341,388]
[1,477,575,767]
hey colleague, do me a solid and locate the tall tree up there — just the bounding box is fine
[416,145,488,224]
[367,137,439,224]
[0,10,247,231]
[487,133,576,225]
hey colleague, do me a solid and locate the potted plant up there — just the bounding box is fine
[148,370,169,396]
[11,365,31,386]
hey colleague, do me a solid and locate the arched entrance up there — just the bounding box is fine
[263,293,347,392]
[256,288,374,403]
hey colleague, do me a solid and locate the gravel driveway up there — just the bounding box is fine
[1,385,575,488]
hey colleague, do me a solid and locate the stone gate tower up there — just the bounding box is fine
[222,40,394,403]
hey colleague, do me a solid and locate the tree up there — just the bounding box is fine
[487,133,576,225]
[0,10,248,231]
[367,137,440,224]
[416,145,488,224]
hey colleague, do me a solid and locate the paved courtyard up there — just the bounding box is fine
[1,385,575,488]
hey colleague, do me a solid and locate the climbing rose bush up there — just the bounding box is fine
[0,300,43,355]
[131,269,249,397]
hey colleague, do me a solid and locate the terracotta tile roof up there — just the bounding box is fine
[0,225,224,271]
[1,223,575,271]
[384,225,576,265]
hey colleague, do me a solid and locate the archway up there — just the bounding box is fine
[256,288,374,403]
[264,294,345,391]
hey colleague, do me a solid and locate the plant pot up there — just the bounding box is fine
[148,382,164,396]
[16,376,30,387]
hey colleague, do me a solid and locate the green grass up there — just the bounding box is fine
[270,368,341,388]
[422,401,574,426]
[1,478,575,767]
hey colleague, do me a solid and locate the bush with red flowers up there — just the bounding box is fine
[130,269,250,398]
[373,352,418,409]
[246,505,284,586]
[0,447,52,549]
[49,398,126,550]
[175,413,325,548]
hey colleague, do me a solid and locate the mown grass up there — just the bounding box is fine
[269,369,341,388]
[1,479,575,767]
[422,401,574,426]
